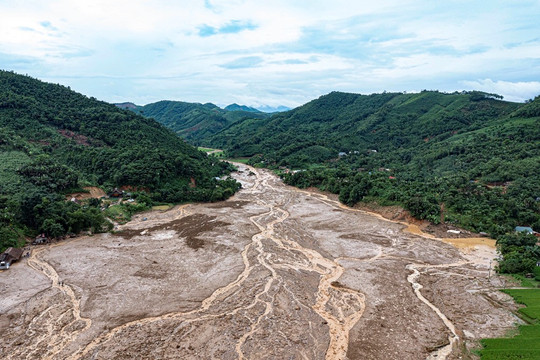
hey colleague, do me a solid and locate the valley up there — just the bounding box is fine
[1,3,539,358]
[0,164,520,360]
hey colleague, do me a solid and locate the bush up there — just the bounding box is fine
[496,233,540,274]
[405,195,440,220]
[0,225,23,252]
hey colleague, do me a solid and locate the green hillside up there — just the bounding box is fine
[0,70,239,251]
[212,91,524,168]
[210,90,540,273]
[132,100,268,145]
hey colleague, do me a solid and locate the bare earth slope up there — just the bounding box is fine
[0,165,519,360]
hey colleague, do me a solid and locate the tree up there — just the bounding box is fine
[41,218,64,238]
[405,195,439,220]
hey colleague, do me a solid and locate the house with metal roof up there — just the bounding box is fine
[0,247,24,270]
[515,226,534,234]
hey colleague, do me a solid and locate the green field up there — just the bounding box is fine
[480,288,540,359]
[511,270,540,289]
[198,147,216,152]
[198,147,225,157]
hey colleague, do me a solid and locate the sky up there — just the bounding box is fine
[1,0,540,109]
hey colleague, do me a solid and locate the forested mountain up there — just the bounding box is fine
[213,91,524,168]
[126,100,269,145]
[210,90,540,273]
[224,103,260,112]
[0,70,239,251]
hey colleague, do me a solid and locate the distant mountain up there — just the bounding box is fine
[0,70,239,250]
[224,103,261,113]
[133,100,269,145]
[256,105,291,113]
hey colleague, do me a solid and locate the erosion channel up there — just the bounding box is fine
[0,164,520,359]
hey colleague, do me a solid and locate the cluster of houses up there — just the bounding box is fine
[277,167,306,175]
[338,150,375,157]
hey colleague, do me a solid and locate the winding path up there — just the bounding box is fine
[406,262,466,359]
[26,244,92,359]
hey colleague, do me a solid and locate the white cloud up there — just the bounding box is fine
[0,0,539,106]
[461,79,540,102]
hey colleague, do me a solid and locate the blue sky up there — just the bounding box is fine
[1,0,539,108]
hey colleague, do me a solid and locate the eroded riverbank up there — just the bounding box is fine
[0,165,520,359]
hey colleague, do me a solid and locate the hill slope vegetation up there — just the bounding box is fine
[213,91,525,170]
[0,70,239,251]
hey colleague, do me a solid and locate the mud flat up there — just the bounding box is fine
[0,165,520,359]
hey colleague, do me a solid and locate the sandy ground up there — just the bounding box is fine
[0,165,521,360]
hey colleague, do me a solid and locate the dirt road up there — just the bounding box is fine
[0,165,520,359]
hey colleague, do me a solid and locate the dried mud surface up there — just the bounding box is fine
[0,165,521,360]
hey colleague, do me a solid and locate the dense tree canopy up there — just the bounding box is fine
[125,100,269,145]
[0,70,240,251]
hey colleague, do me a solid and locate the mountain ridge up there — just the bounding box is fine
[224,103,261,113]
[210,90,525,170]
[120,100,270,145]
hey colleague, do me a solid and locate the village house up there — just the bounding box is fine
[109,188,123,198]
[0,247,24,270]
[33,233,49,245]
[515,226,533,234]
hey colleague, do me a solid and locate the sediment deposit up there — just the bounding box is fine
[0,165,519,359]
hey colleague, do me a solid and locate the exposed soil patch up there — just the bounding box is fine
[66,186,106,200]
[354,201,412,222]
[116,214,230,250]
[58,129,95,146]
